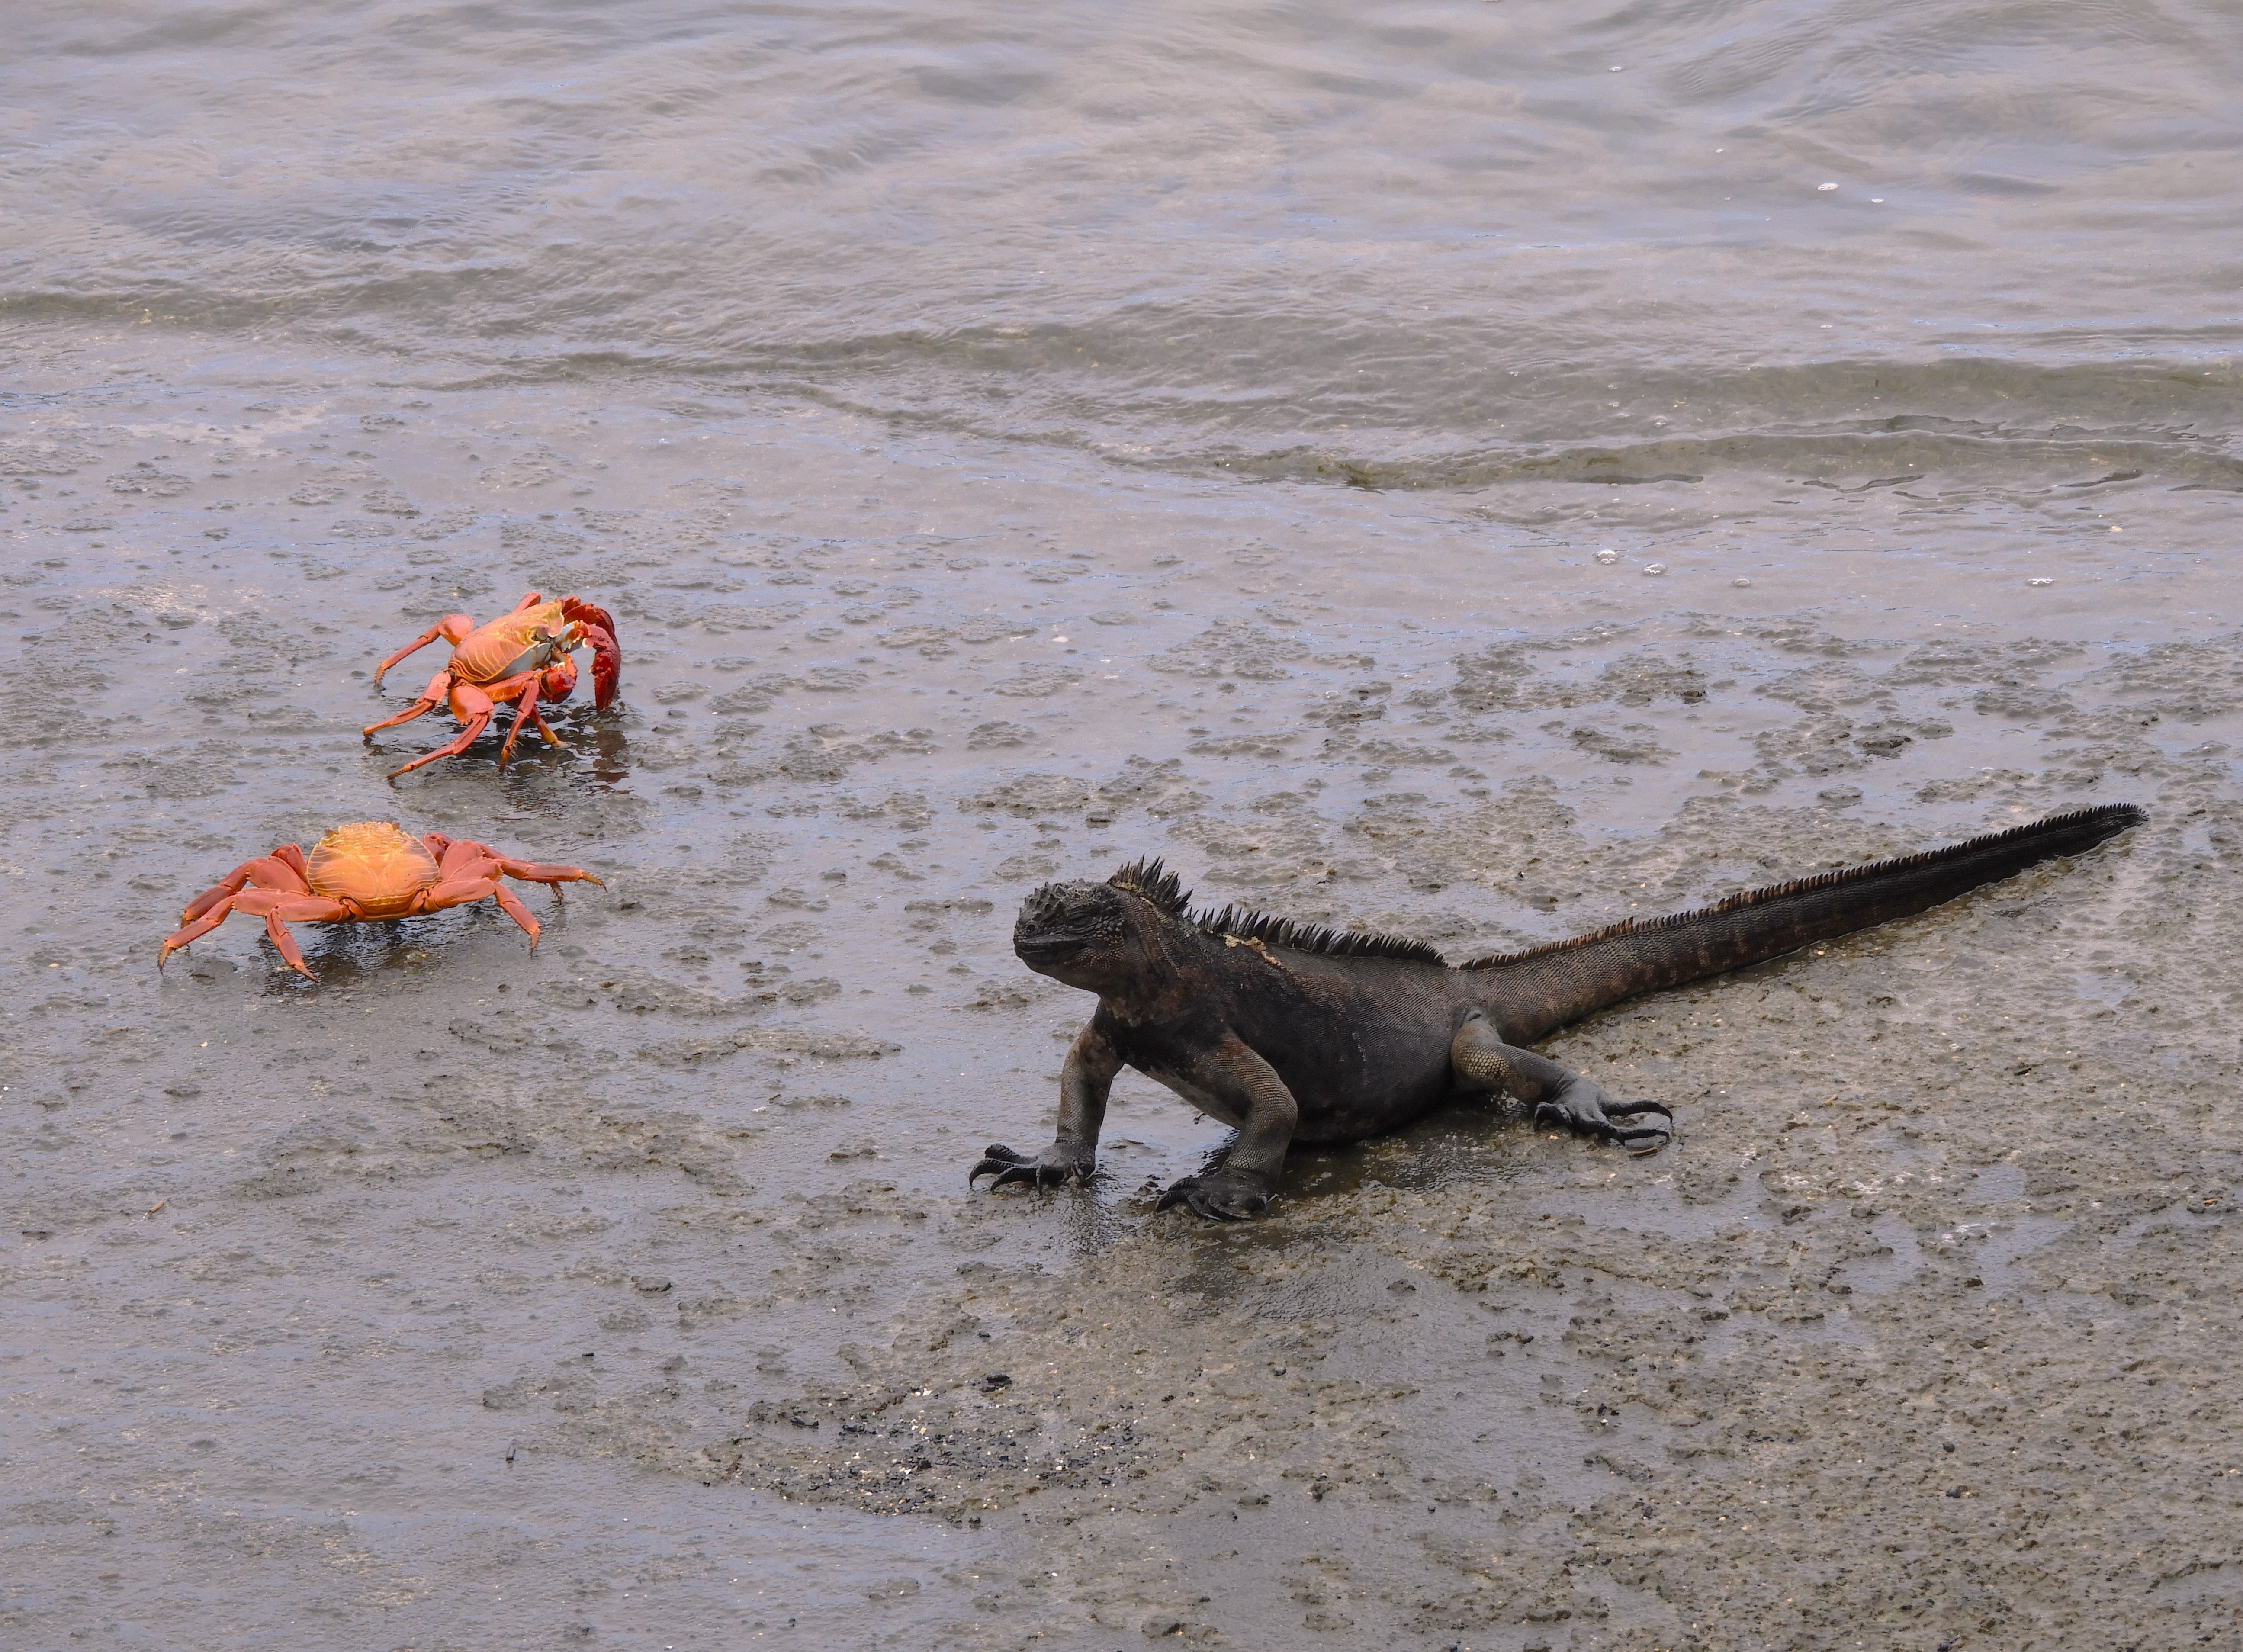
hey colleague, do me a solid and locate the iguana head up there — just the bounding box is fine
[1013,878,1157,989]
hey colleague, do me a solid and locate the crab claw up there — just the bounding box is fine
[580,622,619,707]
[540,652,578,703]
[562,598,621,708]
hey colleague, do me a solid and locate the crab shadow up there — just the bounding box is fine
[225,903,568,994]
[366,705,633,789]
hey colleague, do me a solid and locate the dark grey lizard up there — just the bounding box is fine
[971,803,2144,1219]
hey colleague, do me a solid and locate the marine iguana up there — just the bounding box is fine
[971,803,2144,1219]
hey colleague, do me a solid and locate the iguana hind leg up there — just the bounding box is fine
[1451,1009,1672,1154]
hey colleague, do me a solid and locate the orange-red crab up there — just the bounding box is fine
[363,591,621,778]
[157,821,603,979]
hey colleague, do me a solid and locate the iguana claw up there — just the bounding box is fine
[970,1143,1093,1191]
[1601,1100,1674,1119]
[1534,1084,1674,1154]
[1155,1169,1273,1221]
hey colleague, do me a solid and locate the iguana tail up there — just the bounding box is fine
[1467,803,2145,1041]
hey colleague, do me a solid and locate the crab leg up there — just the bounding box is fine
[386,682,495,778]
[371,614,475,686]
[436,834,601,895]
[160,898,238,968]
[231,890,353,980]
[424,836,550,940]
[428,839,601,889]
[364,670,454,736]
[524,653,570,742]
[496,673,543,768]
[421,876,544,946]
[433,836,493,878]
[493,853,605,893]
[488,881,543,942]
[480,669,544,699]
[177,854,311,924]
[163,850,320,968]
[261,913,318,978]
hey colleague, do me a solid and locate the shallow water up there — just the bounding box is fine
[4,5,2241,1649]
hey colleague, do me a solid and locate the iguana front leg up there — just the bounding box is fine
[971,1021,1121,1192]
[1450,1009,1672,1153]
[1154,1035,1299,1221]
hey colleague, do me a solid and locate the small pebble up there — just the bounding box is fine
[1732,576,1751,587]
[1642,562,1667,576]
[1595,549,1620,565]
[2027,577,2054,587]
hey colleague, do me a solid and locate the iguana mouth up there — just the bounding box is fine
[1014,934,1089,965]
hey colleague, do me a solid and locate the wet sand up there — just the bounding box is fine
[2,370,2238,1649]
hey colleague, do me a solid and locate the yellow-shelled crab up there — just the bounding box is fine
[157,821,602,979]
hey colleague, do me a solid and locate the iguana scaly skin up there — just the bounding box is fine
[972,804,2144,1220]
